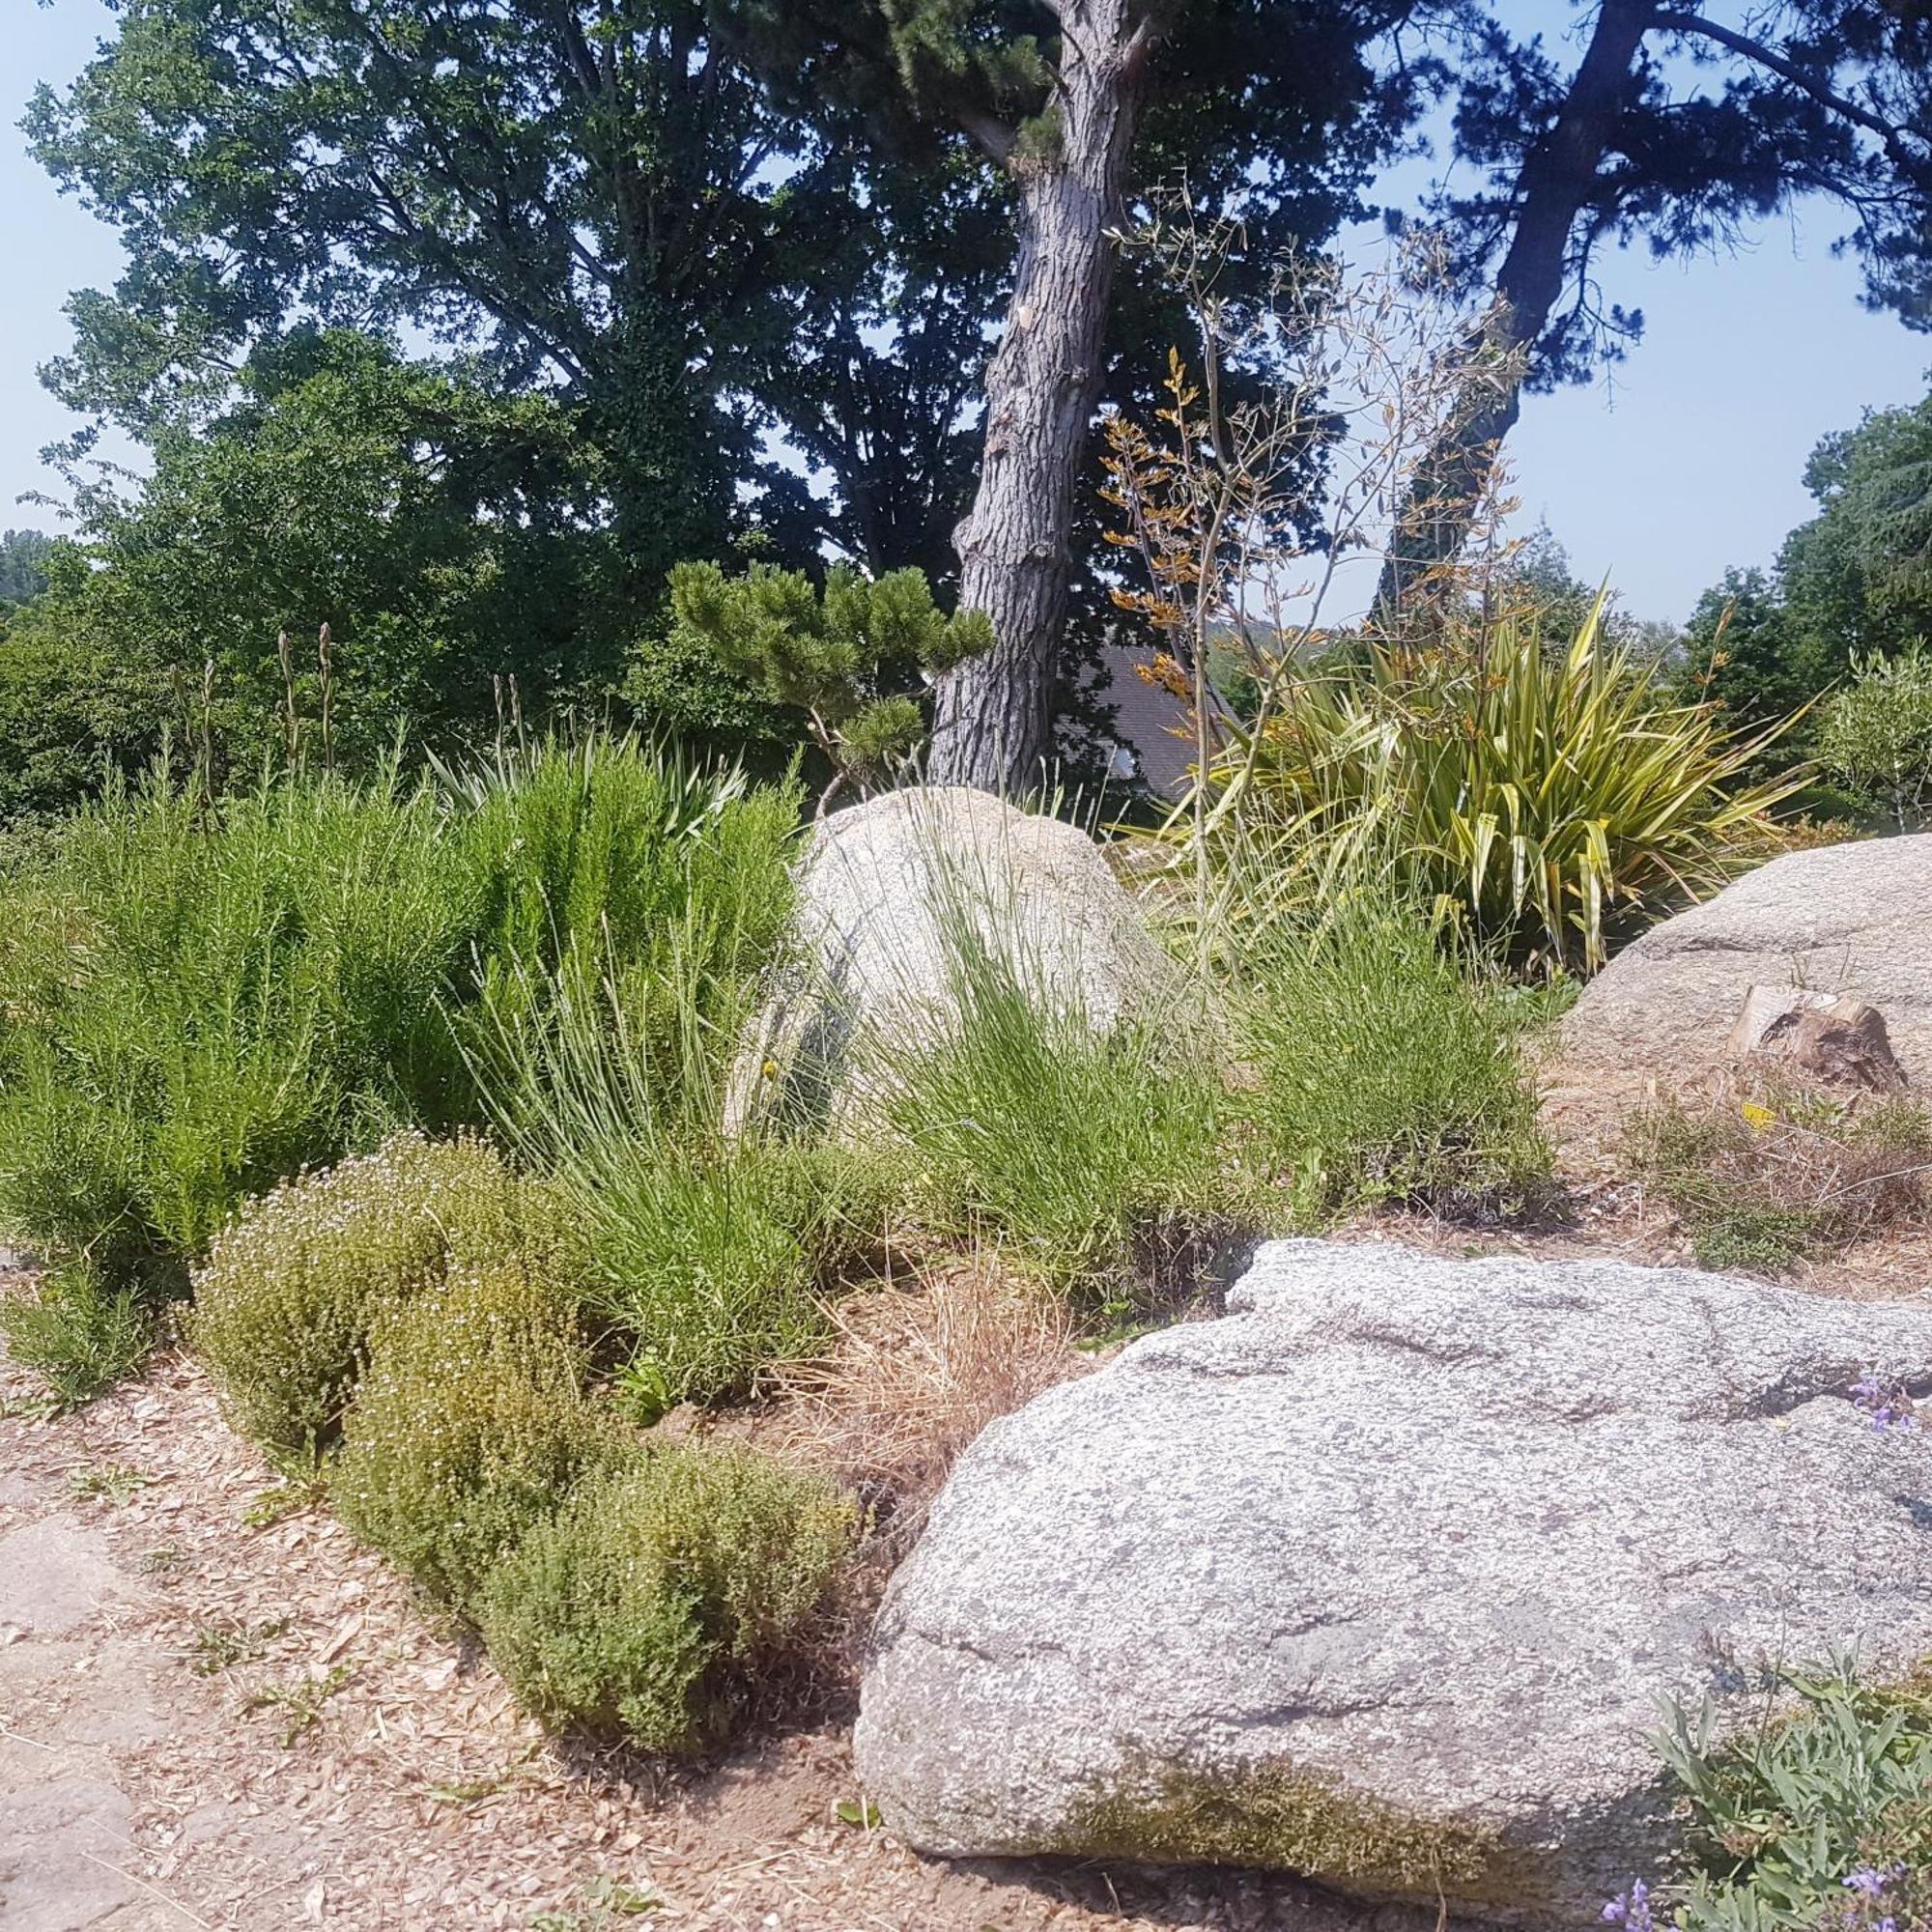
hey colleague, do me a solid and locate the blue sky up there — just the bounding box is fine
[4,0,1929,626]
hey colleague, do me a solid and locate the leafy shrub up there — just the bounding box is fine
[188,1131,526,1463]
[1643,1656,1932,1931]
[1630,1088,1930,1272]
[330,1260,616,1608]
[1817,645,1932,831]
[477,1443,856,1753]
[1216,601,1803,973]
[0,1261,151,1408]
[0,769,476,1309]
[0,736,799,1400]
[1236,910,1551,1217]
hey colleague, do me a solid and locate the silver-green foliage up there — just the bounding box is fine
[188,1130,527,1464]
[330,1258,618,1610]
[477,1443,855,1753]
[1658,1657,1932,1932]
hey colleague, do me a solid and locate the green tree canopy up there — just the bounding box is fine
[4,331,626,810]
[0,531,53,610]
[1781,393,1932,668]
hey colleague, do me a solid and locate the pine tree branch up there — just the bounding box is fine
[1653,11,1931,182]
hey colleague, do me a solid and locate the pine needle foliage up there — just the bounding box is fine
[668,560,991,801]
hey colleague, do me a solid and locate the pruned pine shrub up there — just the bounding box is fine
[477,1444,856,1753]
[1236,911,1551,1219]
[330,1260,614,1609]
[187,1131,526,1464]
[0,1261,151,1409]
[1629,1087,1930,1272]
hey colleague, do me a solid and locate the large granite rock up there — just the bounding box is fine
[724,786,1175,1132]
[855,1239,1932,1923]
[1562,835,1932,1080]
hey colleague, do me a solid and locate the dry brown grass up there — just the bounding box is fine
[1627,1074,1932,1273]
[771,1253,1089,1553]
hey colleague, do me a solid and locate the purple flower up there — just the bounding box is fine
[1603,1880,1655,1932]
[1851,1370,1921,1434]
[1845,1868,1892,1899]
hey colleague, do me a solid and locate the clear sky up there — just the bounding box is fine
[4,0,1929,627]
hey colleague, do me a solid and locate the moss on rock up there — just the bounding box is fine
[1064,1755,1548,1910]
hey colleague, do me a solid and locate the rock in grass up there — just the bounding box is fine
[1563,834,1932,1080]
[724,785,1174,1133]
[855,1238,1932,1922]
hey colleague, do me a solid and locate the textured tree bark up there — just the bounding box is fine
[927,2,1151,793]
[1375,0,1659,622]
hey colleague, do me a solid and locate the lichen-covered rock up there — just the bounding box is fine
[724,786,1175,1133]
[1563,835,1932,1080]
[855,1239,1932,1923]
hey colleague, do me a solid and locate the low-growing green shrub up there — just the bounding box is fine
[1236,911,1552,1219]
[188,1131,528,1463]
[0,1260,151,1408]
[477,1443,856,1753]
[330,1260,616,1608]
[0,737,802,1402]
[1637,1656,1932,1931]
[1630,1088,1930,1272]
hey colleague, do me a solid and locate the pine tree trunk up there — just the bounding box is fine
[927,2,1151,794]
[1375,0,1658,623]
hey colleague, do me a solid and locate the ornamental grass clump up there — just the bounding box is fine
[1235,907,1552,1219]
[875,914,1232,1301]
[477,1443,856,1753]
[474,947,892,1419]
[331,1259,616,1610]
[188,1131,529,1464]
[1212,599,1803,975]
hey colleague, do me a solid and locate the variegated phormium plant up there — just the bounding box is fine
[1202,595,1806,975]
